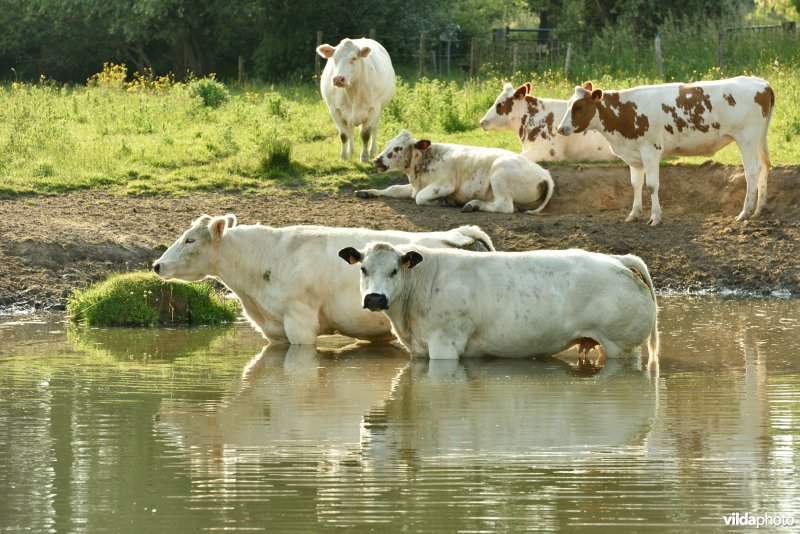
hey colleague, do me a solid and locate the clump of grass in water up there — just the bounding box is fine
[67,271,239,326]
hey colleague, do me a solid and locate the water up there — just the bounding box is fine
[1,297,798,532]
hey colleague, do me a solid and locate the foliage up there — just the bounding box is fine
[67,271,239,326]
[188,77,230,108]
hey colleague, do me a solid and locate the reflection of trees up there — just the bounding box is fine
[67,323,237,361]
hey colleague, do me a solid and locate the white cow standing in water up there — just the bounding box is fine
[153,215,494,345]
[317,38,395,162]
[340,242,659,360]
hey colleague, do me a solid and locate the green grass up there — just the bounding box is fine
[67,271,240,326]
[0,60,798,199]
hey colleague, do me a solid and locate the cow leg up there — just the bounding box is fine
[283,306,320,345]
[355,183,414,199]
[415,183,456,206]
[359,126,372,163]
[736,142,763,221]
[625,165,645,222]
[333,110,354,160]
[462,173,516,213]
[642,153,662,226]
[427,331,464,360]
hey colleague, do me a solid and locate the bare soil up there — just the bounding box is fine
[2,163,799,313]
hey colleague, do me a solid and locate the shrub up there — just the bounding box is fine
[188,78,230,108]
[67,271,239,326]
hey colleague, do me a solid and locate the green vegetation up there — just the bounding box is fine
[67,271,239,327]
[0,57,798,199]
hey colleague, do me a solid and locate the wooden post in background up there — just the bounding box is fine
[418,32,425,78]
[315,31,323,77]
[369,28,376,40]
[564,42,573,79]
[470,37,478,78]
[238,55,245,85]
[654,33,663,79]
[512,42,519,72]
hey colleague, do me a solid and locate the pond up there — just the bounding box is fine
[0,297,798,532]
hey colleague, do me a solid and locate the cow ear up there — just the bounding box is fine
[414,140,431,150]
[401,251,423,270]
[223,214,237,228]
[317,44,335,59]
[208,216,229,241]
[338,247,362,265]
[514,84,528,99]
[582,81,593,92]
[591,89,604,102]
[358,46,372,58]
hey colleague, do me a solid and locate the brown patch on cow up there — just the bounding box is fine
[661,104,688,133]
[542,112,555,139]
[549,149,556,158]
[654,143,662,150]
[754,86,774,118]
[412,145,437,176]
[568,91,597,133]
[672,85,714,133]
[596,92,650,140]
[711,122,720,130]
[496,97,515,116]
[527,123,545,143]
[664,124,674,134]
[524,96,540,116]
[724,93,736,106]
[518,114,528,139]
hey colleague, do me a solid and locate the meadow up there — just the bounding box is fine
[0,60,798,200]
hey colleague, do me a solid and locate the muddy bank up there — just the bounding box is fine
[1,164,798,313]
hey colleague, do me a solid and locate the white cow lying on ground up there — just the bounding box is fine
[339,242,659,360]
[480,82,616,162]
[556,76,774,225]
[355,129,554,213]
[153,215,494,345]
[317,38,395,162]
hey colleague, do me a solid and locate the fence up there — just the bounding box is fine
[311,21,797,81]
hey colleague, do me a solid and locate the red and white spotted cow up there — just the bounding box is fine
[480,82,616,162]
[557,76,774,225]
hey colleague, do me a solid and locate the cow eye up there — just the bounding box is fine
[360,267,367,276]
[185,238,195,244]
[390,268,398,277]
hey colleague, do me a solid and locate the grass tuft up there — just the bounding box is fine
[67,271,239,326]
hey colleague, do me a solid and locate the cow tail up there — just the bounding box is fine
[615,254,660,360]
[525,170,555,214]
[453,225,496,252]
[761,84,775,170]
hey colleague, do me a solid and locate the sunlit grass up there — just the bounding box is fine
[0,60,797,198]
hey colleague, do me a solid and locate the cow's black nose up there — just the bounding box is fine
[363,293,388,311]
[153,263,161,274]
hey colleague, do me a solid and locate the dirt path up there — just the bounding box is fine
[2,164,798,313]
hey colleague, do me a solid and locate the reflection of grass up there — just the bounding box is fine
[67,271,239,326]
[67,322,238,361]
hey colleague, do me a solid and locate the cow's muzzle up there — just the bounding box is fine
[557,126,572,136]
[363,293,388,311]
[332,76,347,87]
[374,158,388,172]
[153,263,161,274]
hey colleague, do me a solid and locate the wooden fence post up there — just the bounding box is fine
[369,28,376,40]
[654,32,663,79]
[238,55,245,85]
[315,31,323,77]
[512,42,519,72]
[470,37,478,78]
[564,42,573,79]
[717,29,724,72]
[418,32,425,78]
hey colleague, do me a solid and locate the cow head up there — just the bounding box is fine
[338,242,423,312]
[480,82,529,131]
[153,214,237,281]
[557,81,603,136]
[316,38,372,88]
[374,129,431,172]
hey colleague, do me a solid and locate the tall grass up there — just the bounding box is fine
[0,52,798,198]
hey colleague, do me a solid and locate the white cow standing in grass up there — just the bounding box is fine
[153,215,494,345]
[316,38,395,162]
[355,129,554,214]
[480,82,616,162]
[556,76,774,225]
[340,242,659,361]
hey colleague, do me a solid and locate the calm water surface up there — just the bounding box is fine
[0,297,798,532]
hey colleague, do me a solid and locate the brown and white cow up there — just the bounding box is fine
[480,82,616,162]
[557,76,774,225]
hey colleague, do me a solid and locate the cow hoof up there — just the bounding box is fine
[735,211,750,222]
[460,203,478,213]
[648,219,661,227]
[355,191,375,199]
[624,214,640,223]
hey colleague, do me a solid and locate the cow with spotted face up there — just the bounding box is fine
[557,76,774,225]
[152,214,494,345]
[355,129,554,214]
[339,242,659,361]
[480,82,616,162]
[316,38,395,162]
